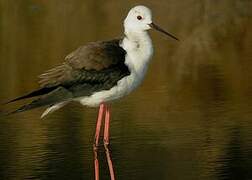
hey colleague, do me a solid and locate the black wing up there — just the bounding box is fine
[38,39,128,88]
[6,38,130,114]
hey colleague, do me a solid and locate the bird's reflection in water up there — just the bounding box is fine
[1,1,252,180]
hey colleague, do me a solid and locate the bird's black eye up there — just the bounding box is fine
[137,15,142,20]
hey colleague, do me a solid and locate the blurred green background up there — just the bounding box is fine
[0,0,252,179]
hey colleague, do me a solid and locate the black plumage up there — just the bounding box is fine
[7,39,130,114]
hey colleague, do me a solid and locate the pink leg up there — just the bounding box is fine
[93,103,105,180]
[104,106,116,180]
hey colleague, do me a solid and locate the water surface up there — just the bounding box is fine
[0,1,252,179]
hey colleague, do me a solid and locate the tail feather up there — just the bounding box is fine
[4,86,57,105]
[41,102,68,118]
[7,86,73,115]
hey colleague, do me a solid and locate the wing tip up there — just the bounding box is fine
[2,98,21,105]
[0,109,20,118]
[2,87,56,105]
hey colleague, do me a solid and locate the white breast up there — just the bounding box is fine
[79,32,153,107]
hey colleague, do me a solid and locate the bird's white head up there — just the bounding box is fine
[124,5,152,33]
[124,5,179,41]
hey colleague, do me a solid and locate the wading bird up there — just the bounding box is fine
[5,5,178,180]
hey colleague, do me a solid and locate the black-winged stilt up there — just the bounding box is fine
[5,5,178,180]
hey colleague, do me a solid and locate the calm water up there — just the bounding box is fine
[1,1,252,179]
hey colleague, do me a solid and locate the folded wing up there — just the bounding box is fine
[7,39,130,114]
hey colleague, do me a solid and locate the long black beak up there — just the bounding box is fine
[149,22,179,41]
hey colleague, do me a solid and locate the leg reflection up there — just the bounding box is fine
[93,103,105,180]
[93,104,116,180]
[104,106,115,180]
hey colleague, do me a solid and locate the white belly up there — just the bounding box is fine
[78,70,146,107]
[79,32,153,107]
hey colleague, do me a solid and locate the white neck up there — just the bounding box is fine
[120,30,153,75]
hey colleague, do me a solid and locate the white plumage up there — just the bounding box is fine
[39,4,180,119]
[42,6,154,117]
[78,6,154,107]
